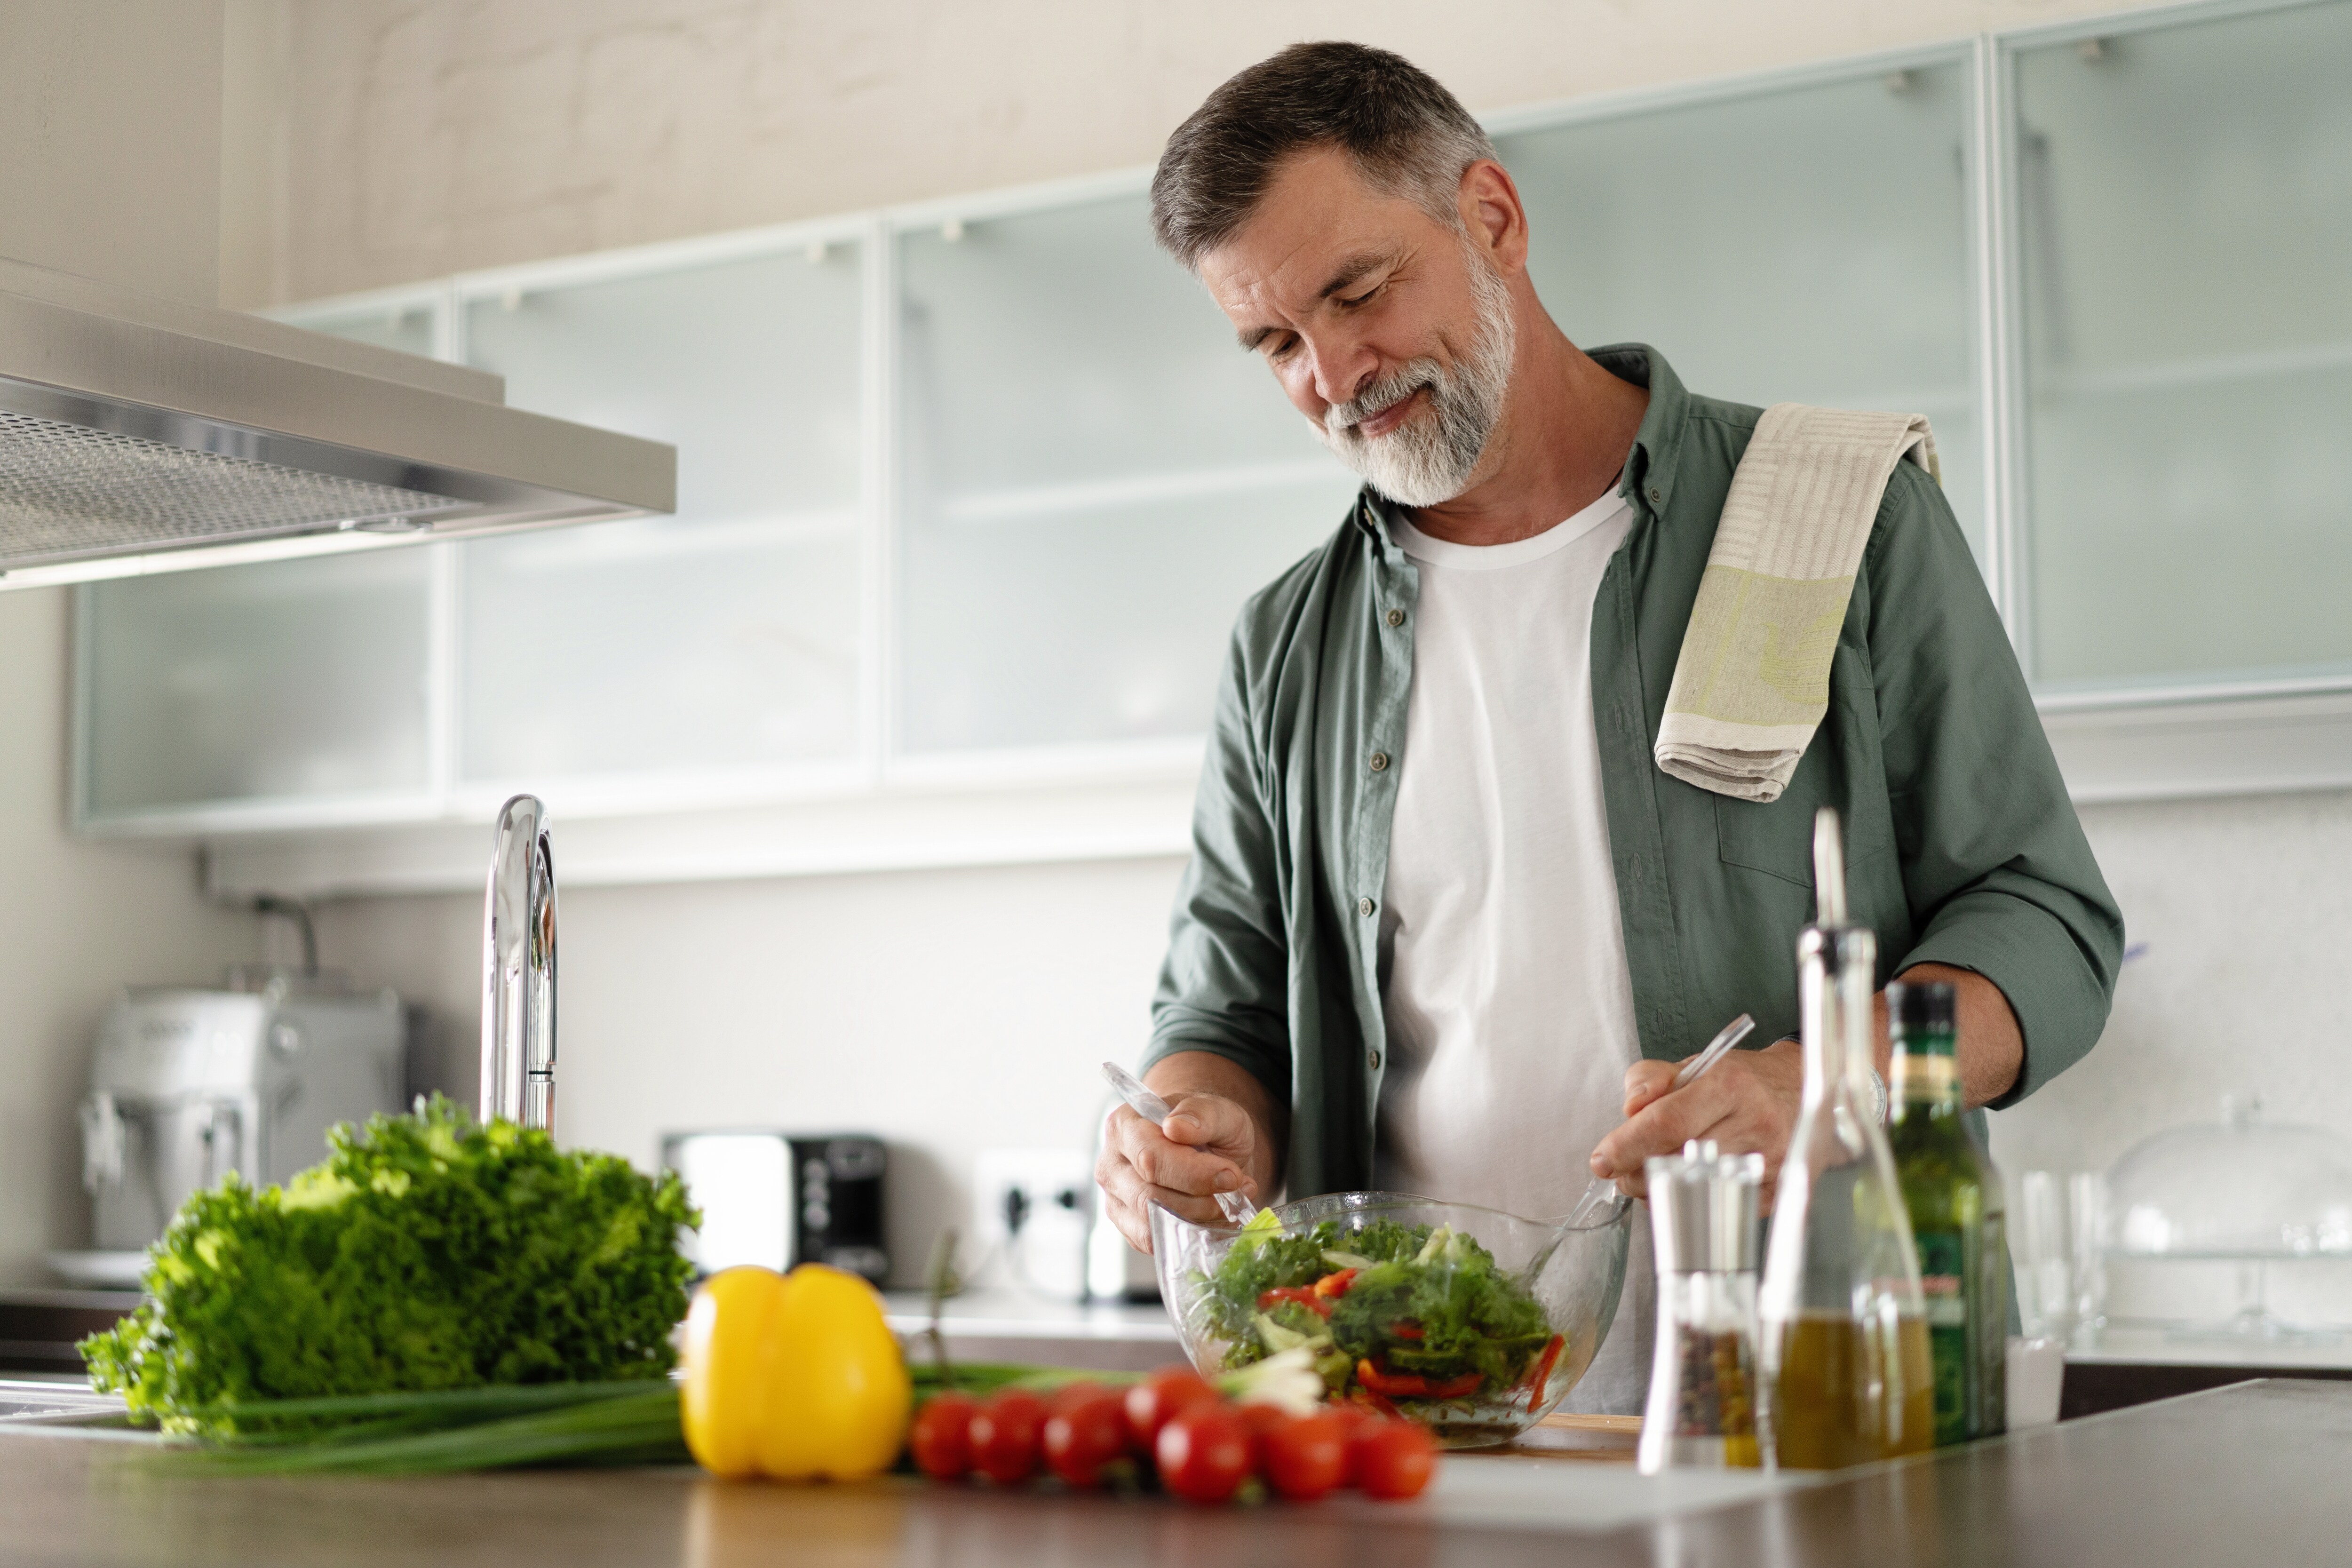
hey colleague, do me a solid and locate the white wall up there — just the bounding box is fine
[0,0,225,306]
[0,594,254,1284]
[313,858,1184,1285]
[265,0,2146,302]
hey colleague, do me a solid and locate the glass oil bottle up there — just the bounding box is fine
[1758,809,1935,1469]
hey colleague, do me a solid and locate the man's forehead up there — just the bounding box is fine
[1196,148,1432,321]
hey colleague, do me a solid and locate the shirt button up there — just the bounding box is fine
[1386,608,1405,627]
[1358,896,1376,918]
[1368,1050,1382,1070]
[1369,751,1389,772]
[1649,486,1662,504]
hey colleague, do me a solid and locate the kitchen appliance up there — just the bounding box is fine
[51,973,405,1286]
[660,1131,889,1287]
[0,255,673,588]
[1639,1138,1766,1474]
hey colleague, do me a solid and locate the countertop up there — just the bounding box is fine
[4,1380,2350,1566]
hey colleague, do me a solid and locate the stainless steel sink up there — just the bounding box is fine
[0,1379,128,1427]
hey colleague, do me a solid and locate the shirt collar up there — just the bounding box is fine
[1348,341,1692,551]
[1587,342,1690,521]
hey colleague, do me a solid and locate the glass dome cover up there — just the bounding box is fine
[2107,1097,2352,1259]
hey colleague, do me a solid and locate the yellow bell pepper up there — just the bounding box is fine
[680,1263,910,1481]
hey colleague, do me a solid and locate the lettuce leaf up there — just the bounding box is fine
[81,1095,696,1437]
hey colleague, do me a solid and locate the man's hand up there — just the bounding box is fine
[1094,1051,1286,1254]
[1587,1039,1805,1209]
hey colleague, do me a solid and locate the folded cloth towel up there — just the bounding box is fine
[1655,403,1938,802]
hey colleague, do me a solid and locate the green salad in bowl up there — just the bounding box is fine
[1152,1192,1630,1449]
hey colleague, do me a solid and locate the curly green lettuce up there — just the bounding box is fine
[81,1095,696,1437]
[1200,1215,1554,1405]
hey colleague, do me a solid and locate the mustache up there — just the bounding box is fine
[1323,364,1439,436]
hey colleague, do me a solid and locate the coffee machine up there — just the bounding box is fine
[50,972,406,1286]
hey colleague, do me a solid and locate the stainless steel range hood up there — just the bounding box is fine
[0,255,675,588]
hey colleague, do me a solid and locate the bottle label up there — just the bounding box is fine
[1917,1227,1970,1446]
[1893,1052,1958,1103]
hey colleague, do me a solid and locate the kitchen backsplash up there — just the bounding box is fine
[288,785,2352,1310]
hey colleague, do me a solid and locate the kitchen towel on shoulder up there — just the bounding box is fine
[1653,403,1938,803]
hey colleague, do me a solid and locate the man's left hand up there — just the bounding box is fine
[1588,1040,1805,1209]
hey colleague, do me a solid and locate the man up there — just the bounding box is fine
[1095,42,2122,1411]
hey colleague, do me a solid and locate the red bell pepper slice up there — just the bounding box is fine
[1425,1371,1483,1401]
[1257,1286,1333,1319]
[1312,1267,1359,1299]
[1356,1359,1429,1398]
[1390,1321,1424,1340]
[1353,1385,1403,1421]
[1518,1335,1566,1404]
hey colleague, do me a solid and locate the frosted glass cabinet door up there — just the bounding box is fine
[1497,62,1982,554]
[2015,3,2352,691]
[896,195,1358,754]
[284,298,437,359]
[459,247,865,782]
[80,549,433,816]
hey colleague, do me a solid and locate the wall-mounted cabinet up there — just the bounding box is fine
[455,242,868,794]
[893,193,1353,760]
[1495,56,1984,556]
[2009,0,2352,695]
[74,0,2352,892]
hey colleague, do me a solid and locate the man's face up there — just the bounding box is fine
[1197,146,1516,508]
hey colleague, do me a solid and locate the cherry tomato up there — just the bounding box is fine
[1042,1392,1131,1488]
[1124,1365,1216,1452]
[1263,1411,1348,1501]
[1156,1403,1254,1505]
[908,1392,978,1481]
[1352,1419,1438,1500]
[1048,1381,1111,1415]
[1320,1401,1378,1484]
[969,1388,1048,1485]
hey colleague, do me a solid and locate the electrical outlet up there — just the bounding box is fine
[974,1147,1091,1301]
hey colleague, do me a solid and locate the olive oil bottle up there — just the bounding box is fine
[1759,811,1937,1469]
[1888,980,2007,1445]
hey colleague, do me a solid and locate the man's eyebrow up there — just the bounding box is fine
[1233,250,1400,352]
[1315,249,1394,302]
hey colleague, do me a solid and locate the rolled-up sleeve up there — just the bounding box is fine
[1866,463,2125,1106]
[1142,620,1293,1101]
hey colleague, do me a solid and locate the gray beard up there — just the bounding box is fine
[1315,247,1517,509]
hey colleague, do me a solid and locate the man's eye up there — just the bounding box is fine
[1339,285,1381,309]
[1266,335,1299,361]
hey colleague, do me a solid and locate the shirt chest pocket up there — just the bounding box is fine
[1711,673,1894,889]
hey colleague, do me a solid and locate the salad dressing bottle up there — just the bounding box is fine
[1888,979,2008,1444]
[1758,811,1935,1469]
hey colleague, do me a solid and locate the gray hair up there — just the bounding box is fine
[1150,42,1498,268]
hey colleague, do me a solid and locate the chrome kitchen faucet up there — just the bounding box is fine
[481,795,557,1133]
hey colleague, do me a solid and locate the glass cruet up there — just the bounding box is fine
[1758,809,1935,1468]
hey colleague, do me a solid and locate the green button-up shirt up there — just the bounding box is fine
[1143,345,2124,1200]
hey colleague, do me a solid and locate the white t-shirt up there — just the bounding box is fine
[1373,484,1654,1416]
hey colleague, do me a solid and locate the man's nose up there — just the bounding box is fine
[1306,335,1379,412]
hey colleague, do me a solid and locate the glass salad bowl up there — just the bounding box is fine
[1150,1191,1631,1449]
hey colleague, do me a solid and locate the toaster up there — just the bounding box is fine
[660,1130,889,1287]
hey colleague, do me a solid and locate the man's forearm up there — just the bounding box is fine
[1143,1050,1288,1195]
[1872,963,2024,1110]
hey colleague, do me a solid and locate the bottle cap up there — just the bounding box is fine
[1890,979,1957,1036]
[1644,1138,1765,1273]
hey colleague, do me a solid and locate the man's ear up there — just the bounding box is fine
[1458,159,1530,277]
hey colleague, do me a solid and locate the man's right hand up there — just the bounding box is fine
[1095,1091,1263,1254]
